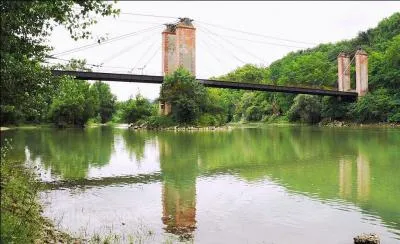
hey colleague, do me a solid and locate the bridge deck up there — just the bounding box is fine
[51,70,358,100]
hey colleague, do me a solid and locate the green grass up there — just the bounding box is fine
[0,140,72,243]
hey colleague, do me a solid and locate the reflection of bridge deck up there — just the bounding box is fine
[42,172,162,190]
[51,70,358,100]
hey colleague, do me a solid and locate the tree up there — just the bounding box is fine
[48,78,98,127]
[0,1,118,124]
[348,89,399,123]
[160,68,207,124]
[90,81,116,123]
[119,95,154,124]
[321,96,349,121]
[287,95,322,124]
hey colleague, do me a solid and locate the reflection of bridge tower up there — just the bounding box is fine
[339,159,352,199]
[161,182,196,239]
[338,152,370,201]
[159,17,196,115]
[356,153,370,201]
[159,136,197,240]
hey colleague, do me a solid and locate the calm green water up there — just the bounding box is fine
[2,126,400,243]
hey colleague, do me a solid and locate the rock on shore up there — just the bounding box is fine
[354,233,380,244]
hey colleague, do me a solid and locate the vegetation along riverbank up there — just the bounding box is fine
[0,142,74,243]
[1,10,399,129]
[0,0,399,243]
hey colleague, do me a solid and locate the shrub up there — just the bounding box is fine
[48,78,98,127]
[287,94,322,124]
[120,95,154,124]
[160,68,207,124]
[321,96,350,121]
[348,88,397,123]
[146,115,174,128]
[245,105,263,121]
[199,113,218,126]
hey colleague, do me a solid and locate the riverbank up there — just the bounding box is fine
[2,120,398,132]
[0,143,74,243]
[319,120,400,128]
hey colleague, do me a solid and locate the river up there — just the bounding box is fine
[1,125,399,243]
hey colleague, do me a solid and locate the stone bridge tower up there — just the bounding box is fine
[337,49,368,97]
[159,18,196,115]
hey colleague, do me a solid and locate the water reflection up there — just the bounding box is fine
[159,134,198,240]
[1,126,399,240]
[339,159,353,199]
[356,153,370,201]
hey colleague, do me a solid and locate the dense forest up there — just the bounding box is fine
[204,12,400,125]
[123,13,400,127]
[1,2,398,127]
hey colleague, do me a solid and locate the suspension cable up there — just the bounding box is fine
[198,24,266,64]
[52,25,163,57]
[197,25,307,49]
[195,20,316,45]
[199,28,247,65]
[198,38,225,67]
[130,37,159,72]
[99,30,160,65]
[143,45,161,68]
[197,39,224,75]
[342,50,358,76]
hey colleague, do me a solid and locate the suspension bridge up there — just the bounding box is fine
[48,14,368,105]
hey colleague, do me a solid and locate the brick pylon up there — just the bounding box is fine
[159,18,196,115]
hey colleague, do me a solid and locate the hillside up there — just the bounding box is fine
[206,13,399,124]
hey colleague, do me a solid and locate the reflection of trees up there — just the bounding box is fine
[1,130,29,163]
[120,130,151,163]
[155,127,400,233]
[3,126,399,233]
[2,127,115,179]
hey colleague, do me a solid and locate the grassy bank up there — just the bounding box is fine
[0,141,73,243]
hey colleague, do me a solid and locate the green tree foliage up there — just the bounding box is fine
[0,1,118,124]
[90,81,117,123]
[219,64,268,83]
[211,13,399,124]
[321,96,349,121]
[287,95,322,124]
[117,95,155,124]
[48,77,98,127]
[349,89,400,123]
[160,68,207,124]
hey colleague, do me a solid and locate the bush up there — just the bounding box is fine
[90,81,116,123]
[199,113,218,126]
[349,88,399,123]
[321,96,350,121]
[146,115,174,128]
[388,112,400,123]
[287,94,322,124]
[160,68,207,124]
[245,105,263,121]
[119,95,154,124]
[1,141,42,243]
[48,78,98,127]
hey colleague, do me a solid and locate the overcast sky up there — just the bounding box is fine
[48,1,400,101]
